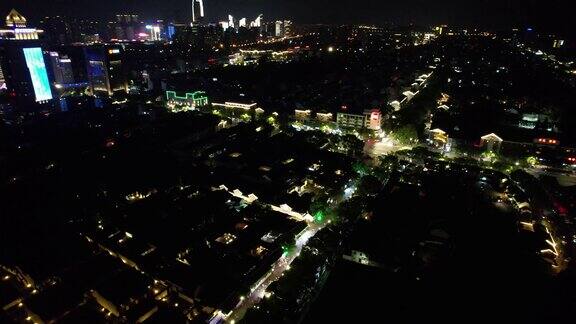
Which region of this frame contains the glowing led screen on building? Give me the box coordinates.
[23,47,53,102]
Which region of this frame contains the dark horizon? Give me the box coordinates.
[0,0,574,37]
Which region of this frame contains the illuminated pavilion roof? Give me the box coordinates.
[6,9,27,28]
[481,133,503,142]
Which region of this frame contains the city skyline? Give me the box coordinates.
[0,0,573,36]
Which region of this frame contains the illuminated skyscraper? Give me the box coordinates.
[273,20,292,37]
[5,9,27,28]
[283,20,292,37]
[146,24,162,41]
[0,64,5,90]
[228,15,235,29]
[84,45,127,96]
[0,10,53,106]
[1,9,41,40]
[553,39,565,48]
[250,15,263,28]
[192,0,205,23]
[0,42,54,104]
[275,21,282,37]
[48,52,74,86]
[239,18,247,28]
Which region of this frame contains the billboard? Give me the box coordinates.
[22,47,53,102]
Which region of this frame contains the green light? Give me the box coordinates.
[353,162,369,175]
[166,90,208,107]
[314,211,324,222]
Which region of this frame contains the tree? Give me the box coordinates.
[310,194,329,215]
[393,124,418,144]
[353,161,369,176]
[357,175,382,196]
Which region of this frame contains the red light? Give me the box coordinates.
[105,140,116,148]
[341,105,348,110]
[553,201,568,216]
[537,138,558,145]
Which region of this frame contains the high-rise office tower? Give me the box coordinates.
[228,15,235,30]
[275,21,283,37]
[0,59,6,90]
[219,21,229,31]
[0,42,54,104]
[250,15,263,28]
[239,18,247,28]
[273,20,292,38]
[48,51,74,86]
[1,9,41,40]
[0,10,53,106]
[283,20,292,37]
[5,9,27,28]
[192,0,205,23]
[84,45,127,96]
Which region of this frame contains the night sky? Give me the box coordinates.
[0,0,573,36]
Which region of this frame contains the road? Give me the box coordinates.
[364,132,414,158]
[526,167,576,187]
[225,222,324,323]
[222,180,357,324]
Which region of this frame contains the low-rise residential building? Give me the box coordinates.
[337,109,382,130]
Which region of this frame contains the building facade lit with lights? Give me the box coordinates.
[166,90,209,109]
[84,45,128,96]
[0,10,54,105]
[337,109,382,130]
[192,0,205,24]
[1,9,42,40]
